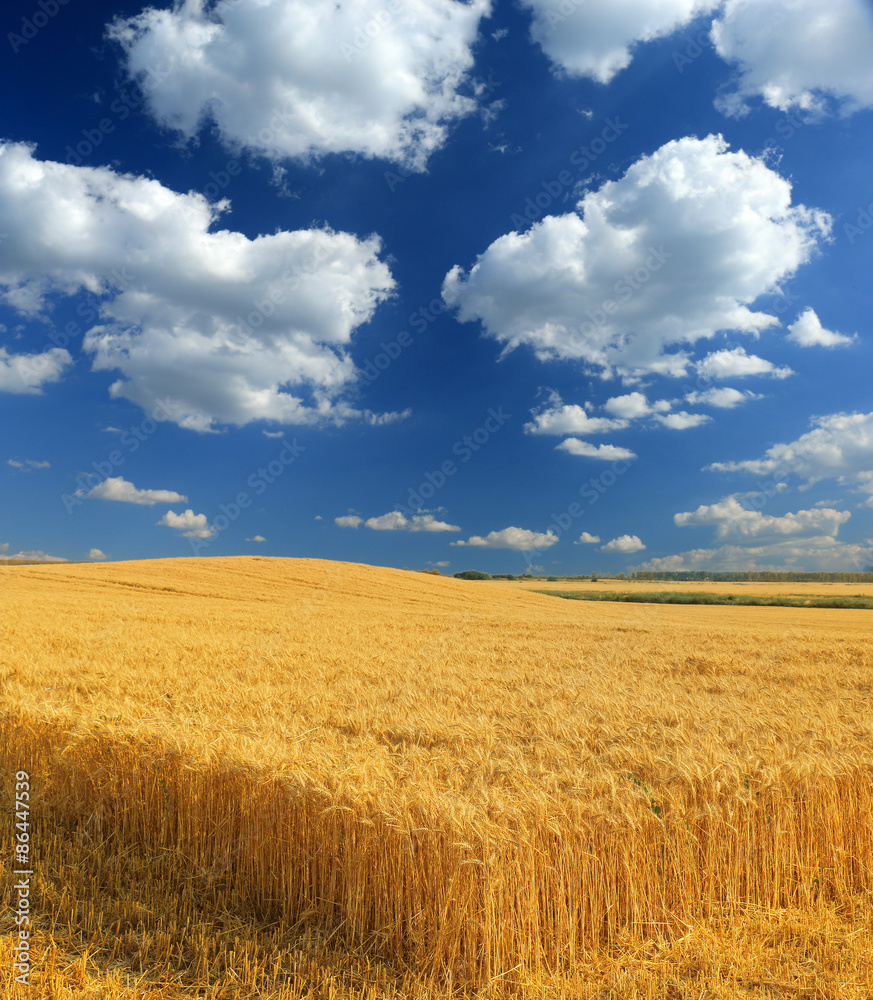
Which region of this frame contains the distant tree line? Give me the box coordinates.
[630,570,873,583]
[452,569,873,583]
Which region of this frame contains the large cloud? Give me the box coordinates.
[634,537,872,573]
[674,495,851,539]
[0,141,397,431]
[520,0,718,83]
[712,0,873,117]
[707,412,873,489]
[443,135,830,382]
[108,0,490,171]
[637,487,868,572]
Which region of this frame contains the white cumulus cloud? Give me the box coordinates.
[6,549,67,562]
[364,511,460,532]
[335,515,363,528]
[408,514,461,533]
[637,490,867,572]
[685,386,762,408]
[696,347,794,380]
[575,531,601,544]
[601,534,645,553]
[706,411,873,488]
[655,410,711,430]
[525,394,628,435]
[7,458,50,470]
[0,141,397,432]
[108,0,491,171]
[443,135,830,382]
[556,439,637,460]
[87,476,187,506]
[674,495,851,539]
[88,548,108,560]
[856,473,873,507]
[452,527,559,551]
[786,308,855,348]
[603,391,670,419]
[158,509,215,539]
[521,0,718,83]
[634,537,873,574]
[0,346,72,395]
[712,0,873,118]
[364,511,412,531]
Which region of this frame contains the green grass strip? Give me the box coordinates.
[534,590,873,609]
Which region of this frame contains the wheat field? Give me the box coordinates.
[1,556,872,998]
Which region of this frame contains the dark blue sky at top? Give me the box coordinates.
[1,0,872,573]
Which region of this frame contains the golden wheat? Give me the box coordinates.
[1,556,871,998]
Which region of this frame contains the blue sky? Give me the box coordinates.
[1,0,872,575]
